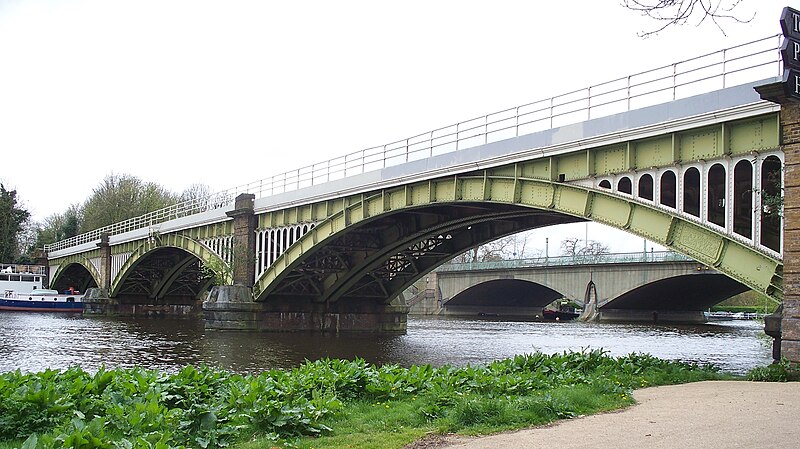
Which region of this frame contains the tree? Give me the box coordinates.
[179,183,213,203]
[560,237,610,258]
[450,232,540,263]
[80,174,178,232]
[622,0,753,37]
[35,205,82,247]
[0,184,31,262]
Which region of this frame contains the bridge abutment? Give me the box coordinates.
[81,288,202,317]
[203,286,409,333]
[757,81,800,365]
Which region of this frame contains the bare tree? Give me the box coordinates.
[449,232,539,264]
[622,0,753,37]
[560,238,610,257]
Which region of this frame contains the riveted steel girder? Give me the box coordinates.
[254,160,783,306]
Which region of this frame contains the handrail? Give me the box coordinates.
[435,251,695,272]
[0,264,47,276]
[45,34,783,253]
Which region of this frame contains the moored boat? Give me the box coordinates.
[1,288,83,312]
[0,264,83,312]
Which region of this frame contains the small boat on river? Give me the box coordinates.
[0,264,83,312]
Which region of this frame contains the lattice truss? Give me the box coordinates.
[263,204,579,303]
[116,247,210,299]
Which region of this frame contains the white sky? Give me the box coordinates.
[0,0,791,254]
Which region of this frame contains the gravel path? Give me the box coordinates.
[405,381,800,449]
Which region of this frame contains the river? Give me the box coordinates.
[0,312,772,375]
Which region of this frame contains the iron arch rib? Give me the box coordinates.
[253,170,783,308]
[326,209,580,304]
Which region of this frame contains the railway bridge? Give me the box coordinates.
[41,37,795,357]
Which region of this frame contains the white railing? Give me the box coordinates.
[0,264,47,275]
[44,192,234,252]
[45,35,783,253]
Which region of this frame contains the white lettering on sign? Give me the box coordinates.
[795,12,800,32]
[795,41,800,62]
[795,73,800,95]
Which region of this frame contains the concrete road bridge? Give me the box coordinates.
[42,36,787,338]
[413,251,751,323]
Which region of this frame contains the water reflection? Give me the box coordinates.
[0,312,772,375]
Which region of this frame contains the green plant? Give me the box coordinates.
[746,358,797,382]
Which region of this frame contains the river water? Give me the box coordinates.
[0,313,772,375]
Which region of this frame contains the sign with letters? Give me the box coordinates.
[781,37,800,70]
[781,6,800,40]
[781,7,800,99]
[786,69,800,98]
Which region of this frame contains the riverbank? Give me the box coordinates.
[0,351,729,449]
[414,380,800,449]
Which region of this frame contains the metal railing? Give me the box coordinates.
[45,191,234,252]
[0,264,47,275]
[45,35,783,253]
[436,251,695,272]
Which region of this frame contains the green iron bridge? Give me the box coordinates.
[43,36,785,333]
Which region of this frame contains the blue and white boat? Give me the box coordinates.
[0,264,83,312]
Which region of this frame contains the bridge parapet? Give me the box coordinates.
[437,251,693,272]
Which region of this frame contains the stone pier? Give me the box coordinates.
[756,80,800,364]
[203,285,409,333]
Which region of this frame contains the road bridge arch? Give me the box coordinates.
[430,259,744,322]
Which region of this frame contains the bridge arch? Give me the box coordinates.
[598,273,749,311]
[50,261,99,293]
[111,234,232,298]
[442,278,566,316]
[253,160,782,307]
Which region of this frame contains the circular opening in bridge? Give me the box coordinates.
[599,180,611,189]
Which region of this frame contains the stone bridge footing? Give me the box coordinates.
[81,288,202,318]
[203,286,409,333]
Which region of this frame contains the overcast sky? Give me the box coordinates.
[0,0,790,254]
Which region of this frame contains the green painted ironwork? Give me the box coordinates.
[253,158,783,304]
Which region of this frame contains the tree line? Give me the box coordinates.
[1,174,211,264]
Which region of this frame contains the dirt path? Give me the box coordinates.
[408,381,800,449]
